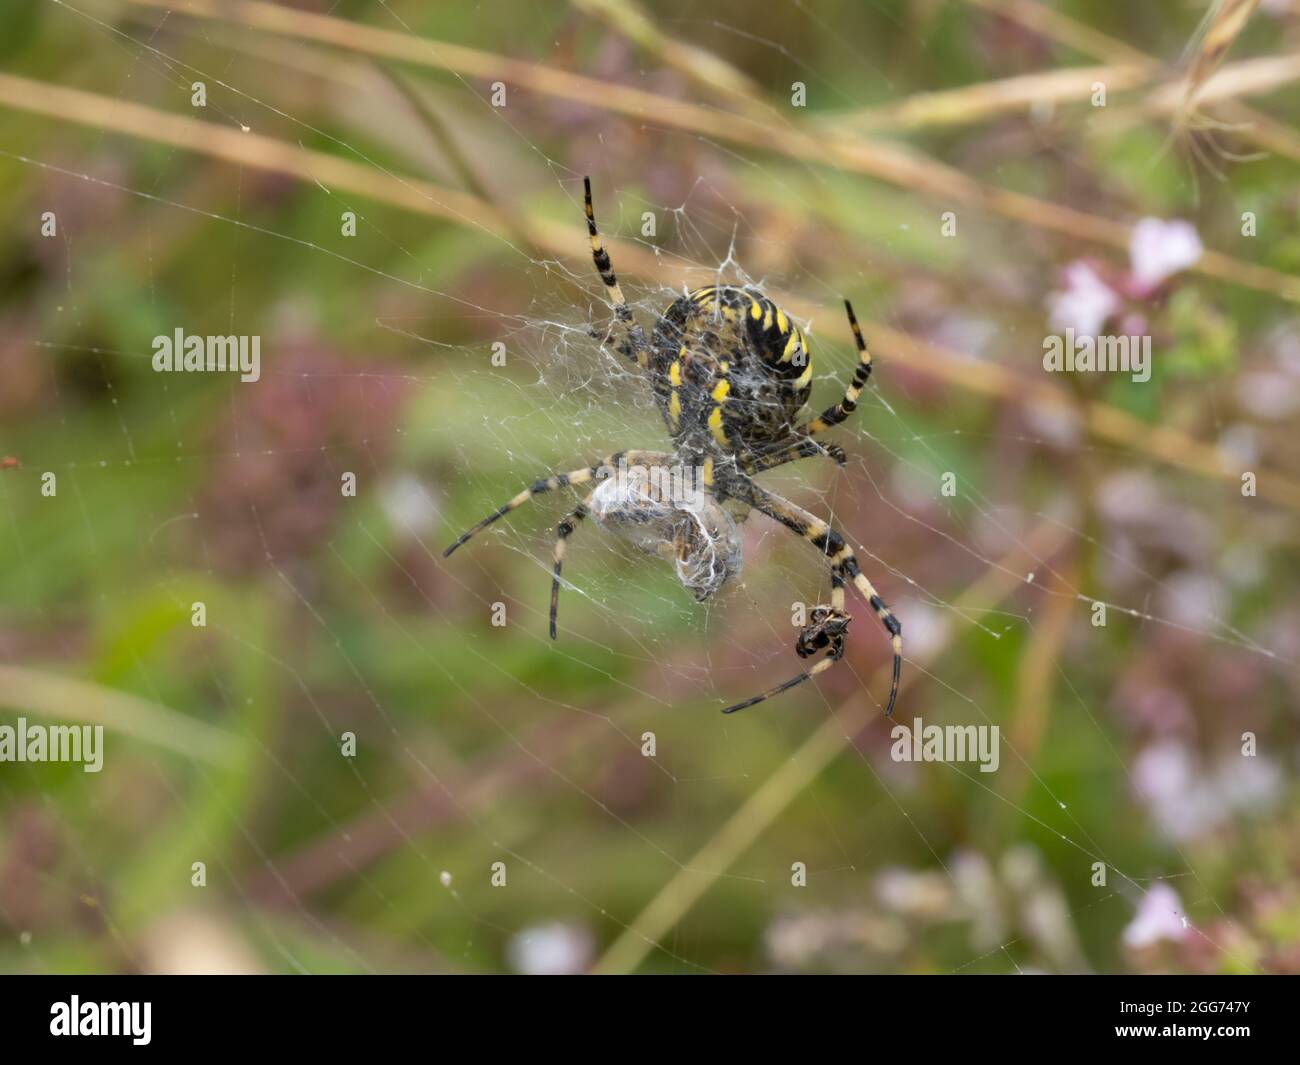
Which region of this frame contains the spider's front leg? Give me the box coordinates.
[583,176,649,369]
[586,325,637,365]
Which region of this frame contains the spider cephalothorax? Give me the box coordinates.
[444,178,902,715]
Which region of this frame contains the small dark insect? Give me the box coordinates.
[445,178,902,715]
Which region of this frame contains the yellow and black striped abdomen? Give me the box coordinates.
[649,285,813,456]
[688,286,812,391]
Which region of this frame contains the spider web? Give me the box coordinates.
[0,0,1296,976]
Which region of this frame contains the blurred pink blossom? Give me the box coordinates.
[1237,370,1300,420]
[1133,739,1283,841]
[1123,883,1187,949]
[1127,218,1203,296]
[1046,219,1202,338]
[505,922,594,975]
[1048,261,1119,337]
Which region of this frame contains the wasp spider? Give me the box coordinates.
[445,178,902,715]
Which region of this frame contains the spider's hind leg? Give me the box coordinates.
[443,454,619,557]
[550,496,592,638]
[722,573,852,713]
[720,476,902,716]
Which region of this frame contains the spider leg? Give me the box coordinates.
[794,298,876,442]
[745,437,846,475]
[738,300,874,478]
[443,453,621,557]
[549,495,592,638]
[584,176,649,369]
[721,476,902,716]
[722,574,849,712]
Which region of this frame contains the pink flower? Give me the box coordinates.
[1123,883,1187,949]
[1048,261,1119,337]
[506,922,594,974]
[1127,218,1203,296]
